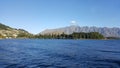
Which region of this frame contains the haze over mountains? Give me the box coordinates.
[0,23,120,38]
[40,25,120,38]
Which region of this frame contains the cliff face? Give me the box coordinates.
[0,23,31,38]
[40,26,120,37]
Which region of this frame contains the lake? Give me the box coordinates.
[0,39,120,68]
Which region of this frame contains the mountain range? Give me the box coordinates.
[0,23,120,38]
[40,25,120,38]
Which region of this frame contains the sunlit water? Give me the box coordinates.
[0,39,120,68]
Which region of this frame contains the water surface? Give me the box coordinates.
[0,39,120,68]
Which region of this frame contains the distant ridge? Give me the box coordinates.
[40,25,120,37]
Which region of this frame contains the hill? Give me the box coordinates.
[0,23,32,38]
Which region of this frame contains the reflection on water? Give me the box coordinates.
[0,39,120,68]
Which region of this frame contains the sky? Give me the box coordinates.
[0,0,120,34]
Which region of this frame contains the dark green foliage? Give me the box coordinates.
[17,33,28,38]
[0,23,11,30]
[70,32,104,39]
[35,32,105,39]
[106,37,120,39]
[18,29,29,33]
[17,33,34,38]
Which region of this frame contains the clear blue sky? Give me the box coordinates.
[0,0,120,34]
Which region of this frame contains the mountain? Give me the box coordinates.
[0,23,32,38]
[1,23,120,38]
[40,25,120,38]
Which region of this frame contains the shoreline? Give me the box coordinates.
[0,38,119,40]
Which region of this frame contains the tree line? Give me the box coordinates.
[17,32,104,39]
[0,32,105,39]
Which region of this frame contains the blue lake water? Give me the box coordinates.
[0,39,120,68]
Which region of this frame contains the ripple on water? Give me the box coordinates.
[0,39,120,68]
[5,64,27,68]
